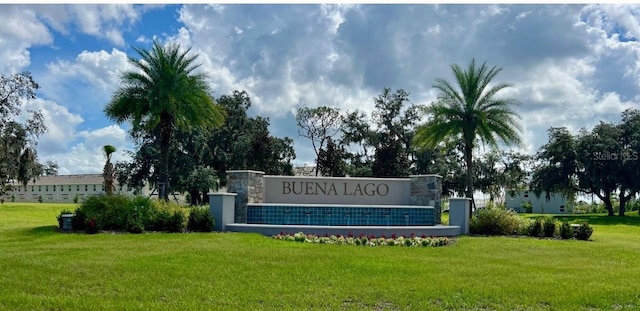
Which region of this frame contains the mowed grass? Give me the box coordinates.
[1,203,639,311]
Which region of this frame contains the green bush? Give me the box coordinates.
[71,194,190,233]
[542,216,556,237]
[516,218,533,235]
[80,194,131,230]
[187,206,214,232]
[86,216,98,234]
[127,196,157,232]
[559,221,574,239]
[575,223,594,241]
[520,201,533,213]
[72,208,87,231]
[469,208,525,236]
[528,218,544,237]
[153,201,188,233]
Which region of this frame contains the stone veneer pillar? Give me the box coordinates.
[410,174,443,224]
[226,170,264,223]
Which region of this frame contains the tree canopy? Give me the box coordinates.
[414,59,522,209]
[105,40,225,200]
[532,109,640,216]
[0,71,47,199]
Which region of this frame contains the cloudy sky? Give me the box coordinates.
[1,3,639,175]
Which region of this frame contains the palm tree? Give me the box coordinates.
[105,40,225,200]
[102,145,116,195]
[414,59,522,211]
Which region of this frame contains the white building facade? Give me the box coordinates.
[4,174,150,203]
[505,190,570,214]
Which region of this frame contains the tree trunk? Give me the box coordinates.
[603,195,614,216]
[159,114,173,201]
[202,189,209,205]
[102,161,115,195]
[464,144,474,216]
[619,191,630,217]
[189,189,199,206]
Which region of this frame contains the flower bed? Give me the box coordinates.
[272,232,453,247]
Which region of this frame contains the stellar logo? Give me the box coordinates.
[592,151,639,161]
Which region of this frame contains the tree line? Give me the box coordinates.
[1,40,638,215]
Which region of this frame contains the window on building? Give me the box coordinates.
[60,186,63,192]
[77,185,80,191]
[53,185,56,191]
[85,185,88,191]
[39,186,41,192]
[560,205,565,212]
[102,185,105,191]
[93,185,96,192]
[524,191,529,198]
[31,186,34,192]
[45,186,48,192]
[69,185,71,191]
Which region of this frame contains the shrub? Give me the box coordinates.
[542,216,556,237]
[72,194,189,233]
[516,218,533,235]
[128,196,157,232]
[521,201,533,213]
[559,221,574,239]
[187,206,214,232]
[528,218,543,237]
[273,232,452,247]
[86,217,98,234]
[469,208,525,236]
[153,201,188,233]
[294,232,306,242]
[575,223,594,241]
[72,208,87,231]
[79,194,131,230]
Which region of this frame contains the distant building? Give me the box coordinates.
[4,174,151,203]
[505,190,570,214]
[293,165,320,177]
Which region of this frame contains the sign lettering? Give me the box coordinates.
[282,181,389,197]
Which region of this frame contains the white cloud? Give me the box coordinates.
[21,4,144,47]
[0,5,53,72]
[66,4,140,46]
[5,4,640,175]
[61,124,131,174]
[43,48,131,104]
[25,98,83,154]
[49,133,132,175]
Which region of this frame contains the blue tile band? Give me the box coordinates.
[246,204,434,226]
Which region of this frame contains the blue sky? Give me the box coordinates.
[1,4,639,175]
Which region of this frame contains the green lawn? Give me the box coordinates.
[1,203,639,311]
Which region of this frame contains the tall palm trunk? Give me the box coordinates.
[103,161,115,195]
[464,144,475,216]
[159,113,173,201]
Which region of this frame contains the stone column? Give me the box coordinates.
[410,174,443,224]
[449,198,471,234]
[226,170,264,223]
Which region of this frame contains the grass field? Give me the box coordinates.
[1,203,639,311]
